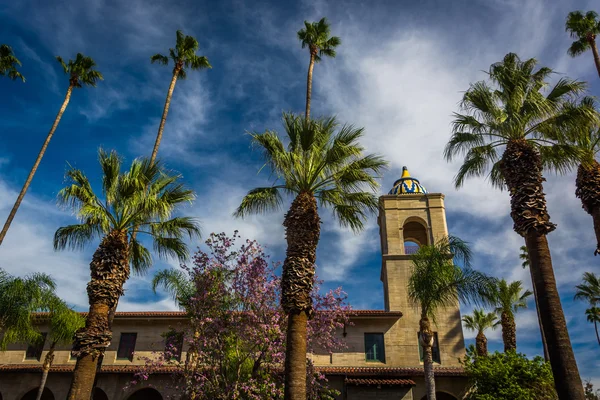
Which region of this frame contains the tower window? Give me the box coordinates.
[364,333,385,363]
[417,332,441,363]
[404,240,420,255]
[117,333,137,361]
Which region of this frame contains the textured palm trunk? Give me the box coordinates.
[575,162,600,255]
[527,264,550,361]
[0,84,74,246]
[282,191,320,400]
[500,311,516,352]
[305,49,316,121]
[475,331,487,357]
[67,230,130,400]
[501,139,584,400]
[150,63,182,164]
[595,320,600,346]
[420,317,436,400]
[35,342,55,400]
[588,35,600,78]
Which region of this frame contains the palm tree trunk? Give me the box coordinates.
[575,162,600,255]
[500,311,516,352]
[502,139,584,400]
[527,263,550,361]
[420,317,436,400]
[151,64,181,164]
[588,36,600,78]
[36,342,56,400]
[595,320,600,347]
[282,191,321,400]
[305,51,316,121]
[0,84,74,246]
[475,331,487,357]
[67,230,130,400]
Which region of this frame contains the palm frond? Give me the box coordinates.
[129,237,153,275]
[152,268,194,309]
[150,54,169,65]
[53,223,101,251]
[234,187,284,218]
[152,236,189,263]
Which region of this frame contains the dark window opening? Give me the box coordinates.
[117,333,137,361]
[418,332,441,363]
[25,332,47,360]
[364,333,385,363]
[164,331,184,361]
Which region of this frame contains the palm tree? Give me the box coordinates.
[0,44,25,81]
[520,245,549,361]
[0,269,55,348]
[444,52,595,400]
[566,11,600,78]
[235,113,386,400]
[491,279,532,352]
[408,236,493,400]
[150,30,211,164]
[585,307,600,346]
[152,268,194,310]
[462,308,498,356]
[0,53,102,247]
[297,18,341,120]
[54,149,201,400]
[35,301,84,400]
[574,272,600,346]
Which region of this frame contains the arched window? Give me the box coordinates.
[127,388,163,400]
[20,388,55,400]
[402,219,428,254]
[93,388,109,400]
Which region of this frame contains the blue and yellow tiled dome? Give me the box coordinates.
[389,166,427,195]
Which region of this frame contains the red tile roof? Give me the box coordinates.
[0,364,177,374]
[316,366,466,377]
[346,378,416,386]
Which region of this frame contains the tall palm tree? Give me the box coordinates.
[520,245,549,360]
[462,308,498,356]
[0,269,55,348]
[566,11,600,78]
[408,236,493,400]
[585,307,600,346]
[0,53,102,247]
[444,52,595,400]
[35,301,84,400]
[491,279,532,352]
[297,18,341,120]
[574,272,600,346]
[0,44,25,82]
[235,113,386,400]
[152,268,194,311]
[150,30,211,164]
[54,149,201,400]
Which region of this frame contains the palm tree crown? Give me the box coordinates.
[151,30,211,79]
[586,307,600,324]
[235,113,387,232]
[56,53,103,88]
[408,236,492,320]
[444,52,595,189]
[575,272,600,305]
[0,44,25,82]
[493,279,532,318]
[297,18,341,62]
[463,308,499,333]
[53,149,201,273]
[152,268,194,310]
[566,11,600,57]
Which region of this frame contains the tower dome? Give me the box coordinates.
[388,166,427,195]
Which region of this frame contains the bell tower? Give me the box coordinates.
[378,167,465,365]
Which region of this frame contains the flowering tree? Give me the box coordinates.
[131,232,350,399]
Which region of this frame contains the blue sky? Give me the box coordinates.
[1,0,599,386]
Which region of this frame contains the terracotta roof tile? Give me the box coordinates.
[346,378,416,386]
[316,366,466,377]
[0,364,177,374]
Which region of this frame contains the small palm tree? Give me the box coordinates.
[520,245,549,360]
[235,113,386,400]
[575,272,600,346]
[0,53,103,247]
[152,268,194,311]
[54,149,200,400]
[0,44,25,81]
[0,269,55,348]
[408,236,493,400]
[491,279,532,352]
[35,300,84,400]
[462,309,498,356]
[150,30,211,164]
[297,18,341,120]
[566,11,600,78]
[444,52,595,400]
